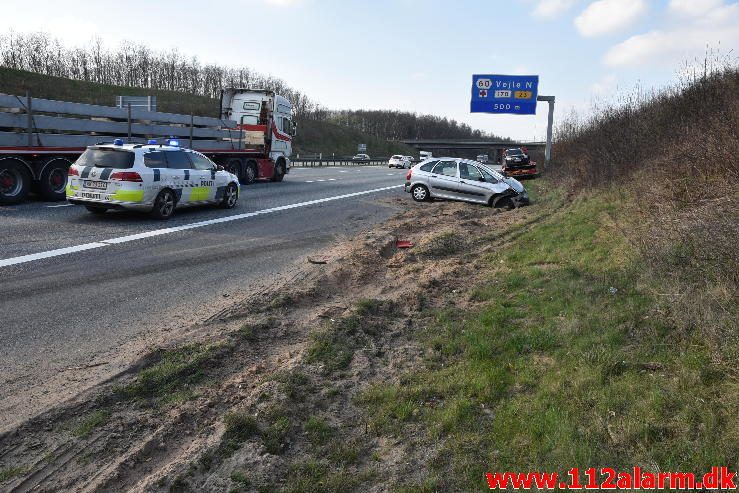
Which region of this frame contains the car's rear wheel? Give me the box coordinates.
[0,159,31,205]
[411,184,429,202]
[85,205,108,214]
[220,183,239,209]
[151,189,176,219]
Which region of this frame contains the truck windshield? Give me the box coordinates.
[75,148,135,169]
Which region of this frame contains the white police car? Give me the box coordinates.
[66,140,240,219]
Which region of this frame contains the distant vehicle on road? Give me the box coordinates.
[352,153,370,162]
[66,140,240,219]
[404,157,528,208]
[0,87,295,205]
[404,156,415,167]
[419,151,433,161]
[476,154,489,164]
[501,148,537,178]
[388,155,411,168]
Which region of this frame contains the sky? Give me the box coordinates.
[1,0,737,140]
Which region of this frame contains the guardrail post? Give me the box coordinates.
[26,91,33,147]
[189,113,194,148]
[127,103,132,142]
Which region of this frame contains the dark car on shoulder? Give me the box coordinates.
[501,148,538,178]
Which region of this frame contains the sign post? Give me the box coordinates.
[471,74,555,166]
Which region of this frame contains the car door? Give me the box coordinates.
[456,162,491,204]
[142,150,169,204]
[187,151,219,203]
[428,160,461,199]
[164,150,197,204]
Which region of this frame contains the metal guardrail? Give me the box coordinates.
[292,158,394,167]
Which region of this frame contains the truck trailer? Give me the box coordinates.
[0,88,296,205]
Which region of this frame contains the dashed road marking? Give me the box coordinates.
[0,185,404,269]
[46,203,74,208]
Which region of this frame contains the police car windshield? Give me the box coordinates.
[76,148,135,169]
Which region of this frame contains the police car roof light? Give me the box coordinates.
[168,139,180,147]
[147,139,158,145]
[113,138,124,146]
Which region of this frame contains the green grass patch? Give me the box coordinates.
[73,410,111,437]
[304,416,333,446]
[118,343,226,403]
[0,465,29,483]
[357,186,739,490]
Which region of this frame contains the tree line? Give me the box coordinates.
[0,31,494,140]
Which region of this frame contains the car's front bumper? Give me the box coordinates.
[512,191,530,207]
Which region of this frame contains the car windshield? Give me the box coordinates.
[391,155,403,159]
[507,149,524,156]
[75,148,135,169]
[479,164,504,181]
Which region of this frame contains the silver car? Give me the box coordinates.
[404,158,529,208]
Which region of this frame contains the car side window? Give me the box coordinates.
[188,152,215,171]
[432,161,458,177]
[419,160,438,172]
[143,151,167,169]
[459,163,483,180]
[479,167,499,182]
[165,151,192,169]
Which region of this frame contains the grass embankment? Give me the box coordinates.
[0,67,415,157]
[358,182,737,490]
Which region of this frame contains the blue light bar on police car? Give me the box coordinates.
[113,138,124,146]
[147,139,158,145]
[167,139,180,147]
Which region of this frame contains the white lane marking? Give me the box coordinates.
[0,185,403,268]
[328,178,337,181]
[0,242,108,268]
[305,181,315,183]
[46,203,74,208]
[338,170,348,173]
[316,179,326,182]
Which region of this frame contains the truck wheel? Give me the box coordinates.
[39,158,71,201]
[151,189,177,220]
[225,159,242,180]
[243,161,257,185]
[272,160,285,182]
[0,159,31,205]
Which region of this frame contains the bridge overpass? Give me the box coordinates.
[399,139,546,162]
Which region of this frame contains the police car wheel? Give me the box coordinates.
[85,205,108,214]
[220,183,238,209]
[151,189,176,219]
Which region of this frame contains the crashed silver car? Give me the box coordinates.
[404,158,529,208]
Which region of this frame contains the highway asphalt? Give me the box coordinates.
[0,165,408,429]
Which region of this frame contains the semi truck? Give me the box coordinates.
[0,88,296,205]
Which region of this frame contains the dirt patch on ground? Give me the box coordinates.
[0,197,538,492]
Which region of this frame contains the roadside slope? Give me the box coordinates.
[2,177,735,492]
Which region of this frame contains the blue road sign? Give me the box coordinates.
[471,74,539,115]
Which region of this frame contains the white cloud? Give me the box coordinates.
[605,1,739,67]
[263,0,301,5]
[668,0,723,17]
[574,0,647,37]
[533,0,578,18]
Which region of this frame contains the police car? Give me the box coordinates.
[66,139,240,219]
